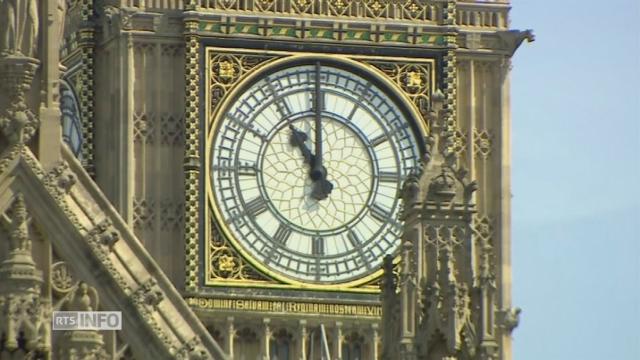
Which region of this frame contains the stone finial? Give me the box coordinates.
[56,282,109,359]
[0,194,43,293]
[0,194,49,355]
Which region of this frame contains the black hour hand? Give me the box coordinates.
[311,178,334,201]
[289,125,314,165]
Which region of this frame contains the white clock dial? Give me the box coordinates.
[210,62,422,284]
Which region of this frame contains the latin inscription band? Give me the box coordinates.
[187,297,382,318]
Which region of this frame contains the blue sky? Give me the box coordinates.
[510,1,640,359]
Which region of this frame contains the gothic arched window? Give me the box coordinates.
[269,328,292,360]
[60,81,83,158]
[342,332,365,360]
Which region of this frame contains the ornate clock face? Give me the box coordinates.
[210,62,422,285]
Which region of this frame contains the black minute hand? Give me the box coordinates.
[310,62,333,200]
[311,62,325,181]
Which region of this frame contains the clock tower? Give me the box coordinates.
[12,0,535,359]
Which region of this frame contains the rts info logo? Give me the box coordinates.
[52,311,122,330]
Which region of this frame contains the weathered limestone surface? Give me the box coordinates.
[0,1,227,358]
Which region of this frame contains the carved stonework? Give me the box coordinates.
[127,277,214,358]
[174,336,209,360]
[474,128,492,159]
[131,278,164,311]
[196,0,445,23]
[159,113,184,146]
[0,195,42,294]
[86,219,120,252]
[0,137,226,358]
[51,261,78,295]
[427,168,458,205]
[159,199,184,231]
[473,214,494,241]
[57,282,109,360]
[0,194,49,357]
[133,111,155,144]
[0,56,40,144]
[418,241,476,359]
[133,197,155,230]
[424,224,467,250]
[451,130,467,155]
[499,307,521,335]
[44,162,77,195]
[161,43,182,58]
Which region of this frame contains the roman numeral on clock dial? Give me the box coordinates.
[238,162,257,176]
[347,230,362,247]
[370,134,388,147]
[245,197,268,217]
[273,224,292,245]
[312,236,325,256]
[377,171,399,182]
[370,203,392,223]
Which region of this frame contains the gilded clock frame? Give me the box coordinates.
[196,46,435,293]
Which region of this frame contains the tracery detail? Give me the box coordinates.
[208,221,269,282]
[366,61,433,127]
[474,128,492,159]
[208,53,278,119]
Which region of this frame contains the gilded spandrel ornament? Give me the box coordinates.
[217,60,235,80]
[218,255,235,272]
[208,221,269,282]
[406,71,423,89]
[208,53,277,117]
[366,60,433,126]
[329,0,351,15]
[368,0,385,13]
[405,0,420,14]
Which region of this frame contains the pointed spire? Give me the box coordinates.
[0,193,47,355]
[0,193,42,290]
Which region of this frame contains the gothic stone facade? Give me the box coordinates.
[0,1,530,359]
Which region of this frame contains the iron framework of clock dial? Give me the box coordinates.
[209,61,422,285]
